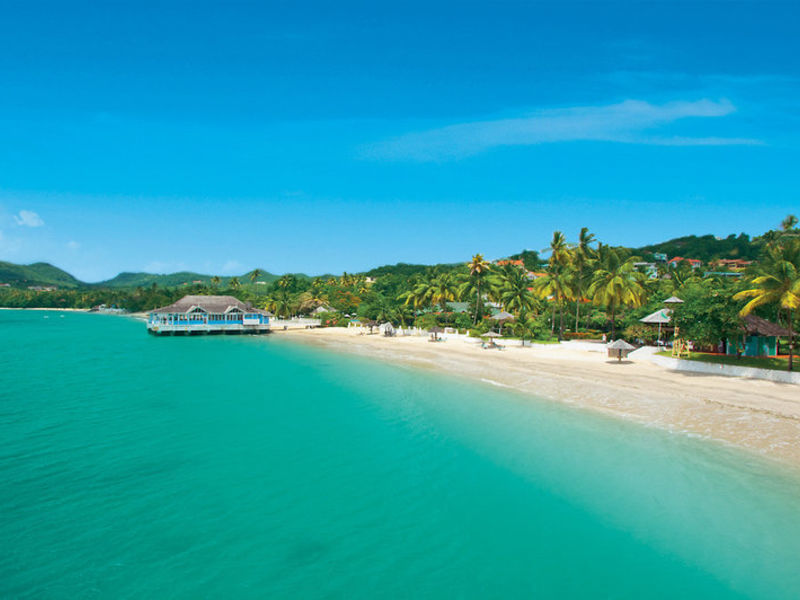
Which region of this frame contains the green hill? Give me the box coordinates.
[98,271,224,288]
[635,234,761,262]
[0,261,83,288]
[95,269,318,288]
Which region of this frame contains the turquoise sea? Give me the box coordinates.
[2,310,800,599]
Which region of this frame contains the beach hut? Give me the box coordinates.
[726,315,794,357]
[606,339,636,362]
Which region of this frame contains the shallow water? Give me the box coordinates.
[2,310,800,598]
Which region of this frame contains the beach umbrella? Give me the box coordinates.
[481,330,503,348]
[490,311,515,321]
[663,296,684,305]
[429,326,443,341]
[606,339,636,362]
[640,309,673,344]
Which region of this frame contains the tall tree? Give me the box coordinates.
[465,253,492,324]
[733,239,800,371]
[572,227,596,331]
[532,268,573,339]
[781,214,798,232]
[498,265,536,316]
[249,269,263,285]
[588,246,647,339]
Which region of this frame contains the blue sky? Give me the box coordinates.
[0,1,798,281]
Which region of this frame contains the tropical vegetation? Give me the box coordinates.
[2,215,798,368]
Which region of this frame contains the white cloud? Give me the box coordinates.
[362,99,760,161]
[14,210,45,227]
[67,240,80,250]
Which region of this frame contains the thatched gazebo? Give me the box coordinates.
[607,339,636,362]
[490,310,515,334]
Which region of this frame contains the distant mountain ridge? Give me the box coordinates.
[96,271,279,288]
[0,232,766,289]
[634,233,761,262]
[0,261,83,288]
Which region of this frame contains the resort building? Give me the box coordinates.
[725,314,794,358]
[710,258,754,270]
[667,257,702,269]
[495,259,525,267]
[633,261,658,278]
[147,295,271,335]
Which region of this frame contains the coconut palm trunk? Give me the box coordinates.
[790,309,795,372]
[610,305,616,340]
[474,280,481,325]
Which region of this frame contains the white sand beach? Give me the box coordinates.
[281,327,800,468]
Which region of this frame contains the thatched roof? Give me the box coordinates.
[742,314,794,337]
[491,311,515,321]
[663,296,684,304]
[151,295,268,315]
[481,331,502,337]
[640,309,672,324]
[607,339,635,350]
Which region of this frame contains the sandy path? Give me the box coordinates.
[279,328,800,468]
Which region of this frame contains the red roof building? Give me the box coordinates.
[495,259,525,267]
[667,256,702,269]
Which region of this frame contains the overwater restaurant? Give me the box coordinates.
[147,295,271,335]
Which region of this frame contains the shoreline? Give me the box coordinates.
[0,307,89,312]
[278,327,800,470]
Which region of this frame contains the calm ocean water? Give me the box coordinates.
[2,310,800,599]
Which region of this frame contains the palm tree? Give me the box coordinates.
[210,275,221,289]
[532,268,574,339]
[262,295,278,314]
[464,253,492,324]
[498,266,536,316]
[571,227,596,331]
[544,230,570,270]
[505,313,537,345]
[392,304,414,327]
[229,277,241,290]
[400,272,457,313]
[781,214,798,232]
[249,268,263,287]
[733,239,800,371]
[587,247,647,339]
[427,272,458,312]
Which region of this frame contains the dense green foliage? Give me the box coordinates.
[636,233,760,262]
[2,216,799,369]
